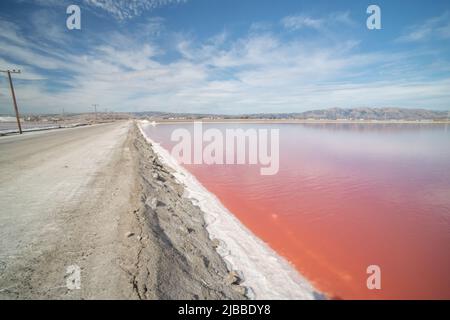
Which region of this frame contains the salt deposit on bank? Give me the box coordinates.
[138,121,320,300]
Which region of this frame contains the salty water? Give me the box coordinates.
[143,122,450,299]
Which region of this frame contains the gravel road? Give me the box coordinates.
[0,122,245,300]
[0,122,142,299]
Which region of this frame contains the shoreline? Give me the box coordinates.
[145,119,450,125]
[137,121,324,300]
[0,121,323,299]
[0,122,248,299]
[132,123,247,299]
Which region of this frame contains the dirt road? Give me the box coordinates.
[0,122,142,299]
[0,121,246,300]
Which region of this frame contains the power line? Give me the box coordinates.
[0,69,22,134]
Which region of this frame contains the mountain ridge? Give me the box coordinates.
[133,107,449,121]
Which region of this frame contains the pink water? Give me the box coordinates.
[143,123,450,299]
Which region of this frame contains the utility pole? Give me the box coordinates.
[446,110,449,132]
[92,104,99,122]
[1,69,22,134]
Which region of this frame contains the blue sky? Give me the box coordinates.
[0,0,449,114]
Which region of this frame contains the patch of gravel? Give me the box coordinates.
[131,124,247,300]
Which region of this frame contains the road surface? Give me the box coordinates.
[0,122,142,299]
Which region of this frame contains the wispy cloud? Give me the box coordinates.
[397,12,450,42]
[1,8,449,115]
[282,15,324,31]
[83,0,187,20]
[17,0,187,20]
[281,11,355,32]
[30,9,67,43]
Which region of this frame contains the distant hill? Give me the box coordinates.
[134,108,449,121]
[245,108,449,120]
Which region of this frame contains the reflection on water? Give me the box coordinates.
[144,123,450,299]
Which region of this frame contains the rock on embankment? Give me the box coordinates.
[131,124,247,299]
